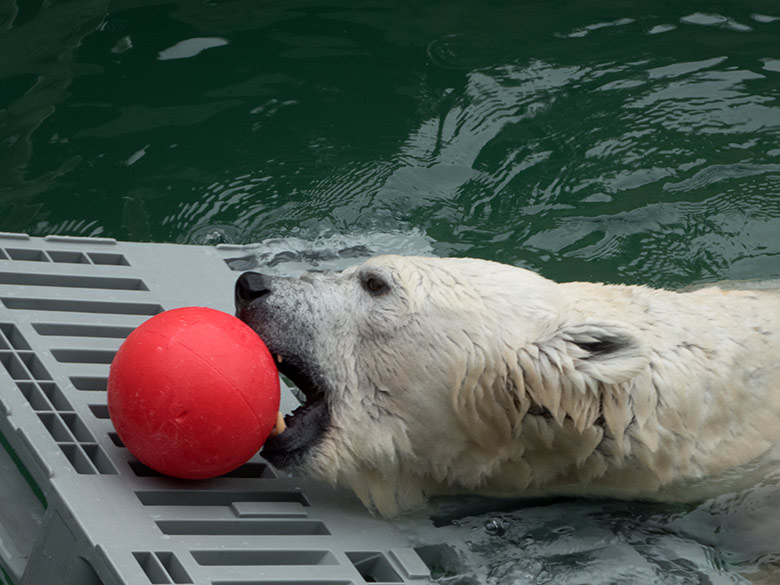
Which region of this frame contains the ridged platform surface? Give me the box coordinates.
[0,233,431,585]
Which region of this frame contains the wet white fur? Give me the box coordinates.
[268,256,780,517]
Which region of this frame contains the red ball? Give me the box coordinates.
[107,306,280,479]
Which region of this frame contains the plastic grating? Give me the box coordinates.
[0,233,431,585]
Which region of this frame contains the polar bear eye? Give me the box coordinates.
[361,272,390,296]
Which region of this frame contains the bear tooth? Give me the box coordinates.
[276,354,283,364]
[271,411,287,437]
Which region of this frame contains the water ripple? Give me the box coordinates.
[370,46,780,283]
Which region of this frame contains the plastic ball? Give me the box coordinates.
[107,306,280,479]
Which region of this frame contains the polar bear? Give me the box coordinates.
[234,255,780,517]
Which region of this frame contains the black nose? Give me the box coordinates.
[235,272,272,307]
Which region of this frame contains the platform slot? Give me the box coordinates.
[33,323,135,338]
[46,250,90,264]
[88,252,130,266]
[0,272,148,291]
[0,247,131,266]
[17,382,52,410]
[127,461,173,477]
[39,381,73,410]
[156,520,331,536]
[0,323,118,475]
[219,462,275,478]
[128,460,272,479]
[89,404,110,419]
[59,444,98,474]
[0,351,31,380]
[71,376,109,391]
[38,413,75,442]
[4,248,49,262]
[0,322,32,349]
[346,551,404,583]
[211,581,352,585]
[133,552,192,584]
[18,351,51,379]
[191,549,338,566]
[1,298,164,315]
[52,349,116,364]
[137,490,308,507]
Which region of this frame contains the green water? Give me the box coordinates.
[2,1,780,288]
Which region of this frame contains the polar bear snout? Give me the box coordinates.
[235,271,273,307]
[233,270,334,471]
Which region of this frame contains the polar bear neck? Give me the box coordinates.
[430,282,780,504]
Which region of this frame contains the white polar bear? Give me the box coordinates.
[235,255,780,517]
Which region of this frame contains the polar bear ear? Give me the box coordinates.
[557,321,649,385]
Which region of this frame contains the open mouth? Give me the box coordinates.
[261,352,331,469]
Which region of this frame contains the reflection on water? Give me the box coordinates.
[400,470,780,584]
[223,228,433,274]
[404,498,750,585]
[370,52,780,286]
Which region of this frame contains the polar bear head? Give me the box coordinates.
[235,255,650,516]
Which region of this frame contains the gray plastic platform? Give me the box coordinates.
[0,232,433,585]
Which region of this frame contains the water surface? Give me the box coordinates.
[3,1,780,286]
